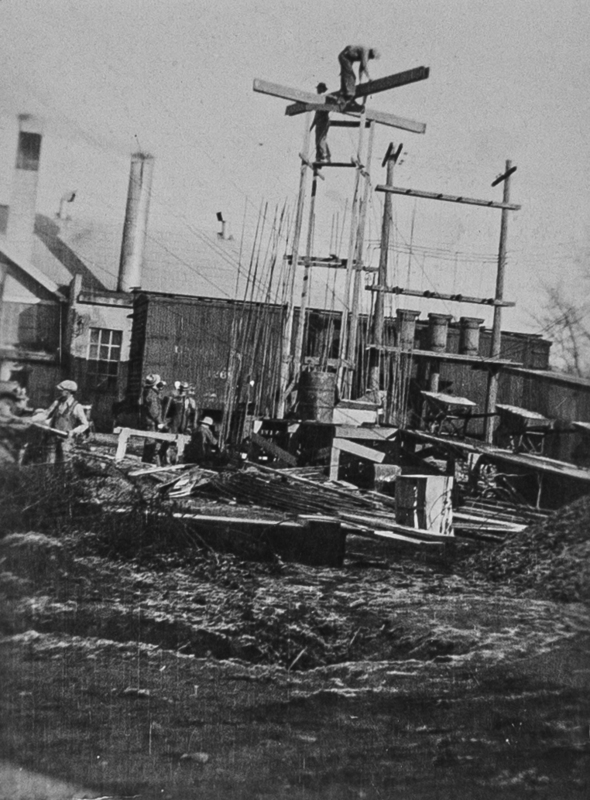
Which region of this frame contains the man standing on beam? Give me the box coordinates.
[311,82,332,164]
[336,45,380,111]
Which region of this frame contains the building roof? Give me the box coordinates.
[0,233,66,300]
[504,365,590,391]
[32,214,247,300]
[27,214,351,311]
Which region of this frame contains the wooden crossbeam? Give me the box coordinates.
[313,161,357,168]
[370,346,520,368]
[376,184,521,210]
[366,285,516,307]
[329,120,372,128]
[253,79,426,133]
[288,102,426,133]
[285,66,430,116]
[333,437,386,463]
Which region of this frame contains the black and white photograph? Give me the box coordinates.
[0,1,589,798]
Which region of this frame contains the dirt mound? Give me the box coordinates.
[462,493,590,603]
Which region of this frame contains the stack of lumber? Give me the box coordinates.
[454,497,550,541]
[193,464,451,547]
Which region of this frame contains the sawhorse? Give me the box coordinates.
[114,427,191,462]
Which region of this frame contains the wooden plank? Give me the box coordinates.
[115,428,130,462]
[367,284,516,308]
[329,447,341,481]
[113,426,191,444]
[362,108,426,133]
[250,431,297,466]
[339,511,451,541]
[376,184,521,210]
[373,346,520,366]
[128,463,195,477]
[285,66,430,116]
[284,101,426,133]
[354,66,430,98]
[352,528,444,547]
[254,79,323,105]
[334,425,397,441]
[333,437,386,463]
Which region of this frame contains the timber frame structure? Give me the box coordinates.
[254,65,431,417]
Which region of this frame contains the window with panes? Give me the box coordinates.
[87,328,122,390]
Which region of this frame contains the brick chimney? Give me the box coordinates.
[6,115,43,261]
[117,152,154,292]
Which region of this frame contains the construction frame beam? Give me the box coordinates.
[253,79,427,134]
[285,66,430,116]
[376,184,521,210]
[366,285,516,307]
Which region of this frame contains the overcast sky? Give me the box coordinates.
[0,0,588,335]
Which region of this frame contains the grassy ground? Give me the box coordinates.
[0,461,589,798]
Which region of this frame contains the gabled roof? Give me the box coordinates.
[0,234,66,300]
[31,214,262,301]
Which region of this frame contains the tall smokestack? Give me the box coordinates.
[117,152,154,292]
[6,115,43,261]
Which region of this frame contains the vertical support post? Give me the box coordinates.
[338,112,367,394]
[485,159,512,443]
[277,113,312,418]
[368,145,397,395]
[292,165,320,382]
[345,121,375,398]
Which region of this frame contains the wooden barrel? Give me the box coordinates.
[298,371,336,423]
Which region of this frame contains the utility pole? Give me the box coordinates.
[485,159,514,442]
[292,165,321,382]
[337,111,368,393]
[277,114,312,418]
[368,143,401,395]
[345,121,376,398]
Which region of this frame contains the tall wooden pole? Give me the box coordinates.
[338,111,367,393]
[346,121,376,398]
[292,166,320,381]
[368,147,396,394]
[277,113,312,418]
[485,159,512,442]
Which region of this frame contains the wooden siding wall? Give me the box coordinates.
[129,295,286,413]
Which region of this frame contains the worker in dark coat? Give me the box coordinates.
[312,82,332,164]
[166,381,197,435]
[42,380,89,463]
[140,374,166,464]
[337,45,380,110]
[186,416,218,465]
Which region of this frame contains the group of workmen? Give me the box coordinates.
[28,374,218,467]
[139,373,218,466]
[313,44,380,164]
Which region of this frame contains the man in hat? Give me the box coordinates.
[140,374,167,464]
[337,45,380,111]
[312,82,332,164]
[186,416,218,464]
[165,381,198,436]
[42,380,89,463]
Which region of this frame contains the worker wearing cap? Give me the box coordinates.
[186,416,218,464]
[337,45,380,110]
[140,374,167,464]
[43,380,89,463]
[312,82,332,164]
[166,381,197,435]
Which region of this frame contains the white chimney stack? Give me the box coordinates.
[117,152,154,292]
[6,114,43,262]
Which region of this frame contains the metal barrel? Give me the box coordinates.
[298,371,336,423]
